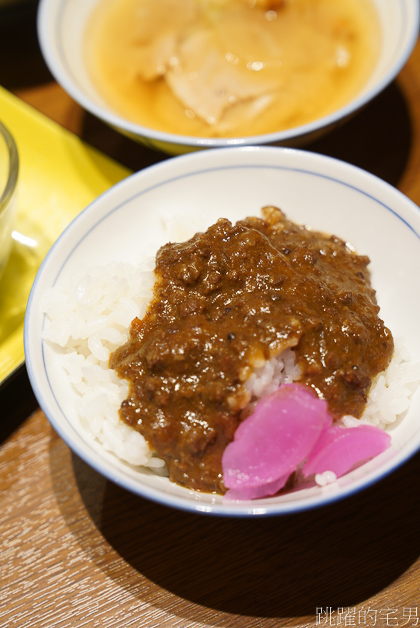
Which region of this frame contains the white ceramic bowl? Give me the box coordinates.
[24,146,420,516]
[0,121,19,280]
[37,0,420,155]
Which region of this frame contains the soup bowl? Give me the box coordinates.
[24,146,420,516]
[37,0,419,155]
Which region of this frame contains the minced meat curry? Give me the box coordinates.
[110,207,393,493]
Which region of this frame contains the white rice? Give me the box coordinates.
[41,261,420,473]
[42,262,163,469]
[362,342,420,428]
[245,349,301,399]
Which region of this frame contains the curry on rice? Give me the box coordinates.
[110,207,393,493]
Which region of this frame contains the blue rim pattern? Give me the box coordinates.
[39,0,420,150]
[24,150,420,516]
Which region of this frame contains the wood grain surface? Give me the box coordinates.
[1,4,420,627]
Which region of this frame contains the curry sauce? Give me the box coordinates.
[110,207,393,493]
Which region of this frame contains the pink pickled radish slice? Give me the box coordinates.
[222,383,331,492]
[302,423,391,479]
[225,473,290,501]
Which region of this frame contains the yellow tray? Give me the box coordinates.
[0,87,130,386]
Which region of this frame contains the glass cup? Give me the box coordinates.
[0,120,19,279]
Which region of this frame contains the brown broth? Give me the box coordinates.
[85,0,381,138]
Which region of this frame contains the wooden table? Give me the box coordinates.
[1,5,420,627]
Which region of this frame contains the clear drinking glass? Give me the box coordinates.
[0,120,19,279]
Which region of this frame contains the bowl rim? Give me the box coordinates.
[24,145,420,517]
[36,0,420,150]
[0,120,19,216]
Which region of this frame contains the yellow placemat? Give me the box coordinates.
[0,86,131,385]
